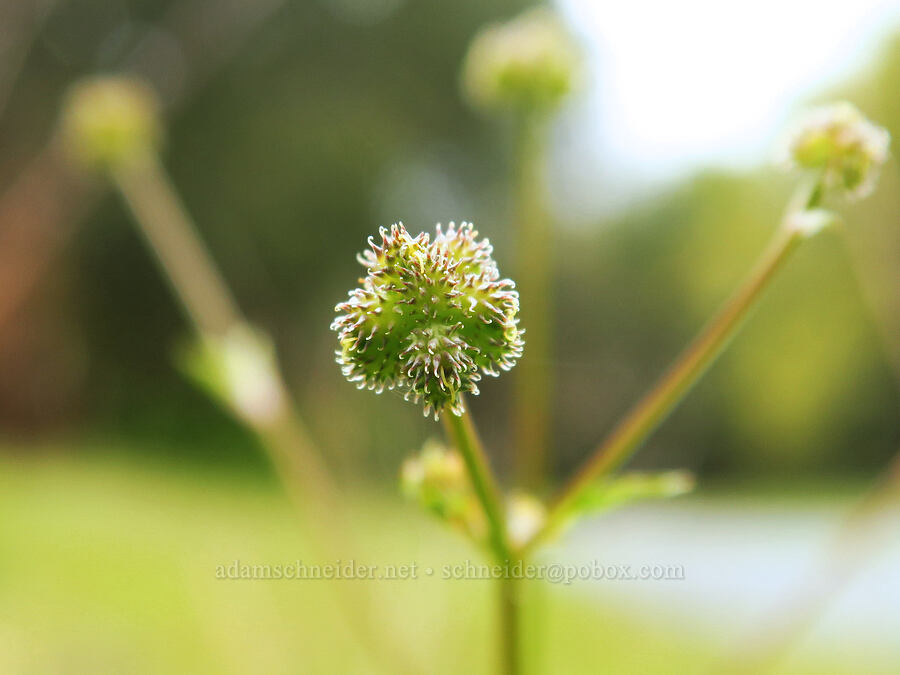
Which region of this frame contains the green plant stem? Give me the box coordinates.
[715,224,900,673]
[511,114,553,489]
[112,153,332,497]
[521,184,820,555]
[442,407,520,675]
[111,150,416,675]
[499,573,522,675]
[111,153,240,338]
[443,408,510,559]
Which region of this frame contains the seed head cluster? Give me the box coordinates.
[60,76,161,170]
[787,102,890,199]
[461,8,580,115]
[332,222,524,419]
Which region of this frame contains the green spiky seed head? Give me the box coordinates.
[787,102,890,199]
[332,222,524,419]
[60,75,161,170]
[461,8,580,116]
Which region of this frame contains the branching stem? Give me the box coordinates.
[521,181,822,555]
[443,406,520,675]
[111,149,417,675]
[512,114,553,489]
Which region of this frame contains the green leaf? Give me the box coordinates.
[571,470,695,518]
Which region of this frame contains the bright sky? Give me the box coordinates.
[553,0,900,216]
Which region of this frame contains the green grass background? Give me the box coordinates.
[1,443,893,674]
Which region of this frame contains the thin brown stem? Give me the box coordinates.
[511,115,553,490]
[521,199,813,555]
[0,0,289,343]
[112,153,241,337]
[110,150,416,675]
[712,214,900,674]
[111,148,336,537]
[113,153,336,504]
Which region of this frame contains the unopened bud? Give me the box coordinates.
[461,8,580,116]
[60,75,161,170]
[400,440,486,540]
[787,102,889,200]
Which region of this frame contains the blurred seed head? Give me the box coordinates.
[332,222,524,419]
[461,8,580,116]
[400,439,486,539]
[401,439,467,500]
[787,102,890,200]
[60,75,161,170]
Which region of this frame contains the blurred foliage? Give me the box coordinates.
[570,471,694,519]
[0,0,897,485]
[0,449,894,674]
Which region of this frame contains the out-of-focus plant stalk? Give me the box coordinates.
[111,154,240,338]
[111,149,337,564]
[111,149,414,675]
[520,182,822,555]
[461,7,580,492]
[508,113,552,675]
[458,10,579,664]
[0,0,291,344]
[709,105,893,672]
[512,115,554,490]
[443,407,521,675]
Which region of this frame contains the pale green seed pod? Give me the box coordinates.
[787,102,890,199]
[332,222,524,419]
[60,75,161,169]
[461,8,580,115]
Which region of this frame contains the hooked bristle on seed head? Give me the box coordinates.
[332,222,524,419]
